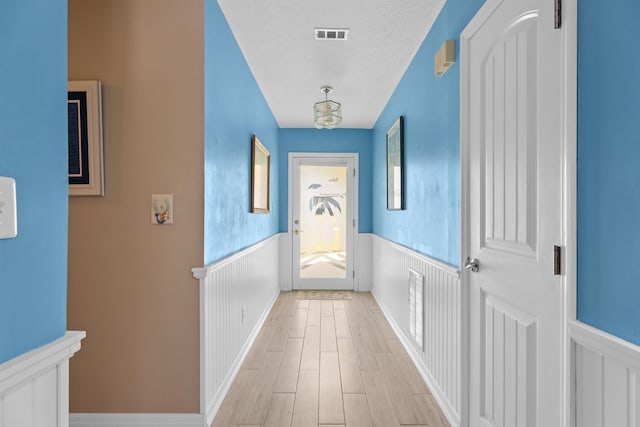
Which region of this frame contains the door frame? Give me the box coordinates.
[286,152,359,291]
[459,1,577,426]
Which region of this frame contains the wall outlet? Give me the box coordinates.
[0,177,17,239]
[241,306,246,323]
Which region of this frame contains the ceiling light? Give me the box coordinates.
[314,86,342,129]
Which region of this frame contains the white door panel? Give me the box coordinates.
[464,0,563,426]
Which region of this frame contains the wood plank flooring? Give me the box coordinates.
[212,291,449,427]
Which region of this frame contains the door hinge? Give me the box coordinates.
[554,0,562,29]
[353,168,356,177]
[554,245,562,275]
[353,270,356,279]
[353,219,356,227]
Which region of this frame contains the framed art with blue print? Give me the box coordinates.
[68,80,104,196]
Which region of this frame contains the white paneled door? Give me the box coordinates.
[463,0,564,426]
[290,154,357,290]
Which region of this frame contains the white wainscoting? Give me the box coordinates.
[571,321,640,427]
[370,235,462,427]
[0,331,85,427]
[192,234,281,427]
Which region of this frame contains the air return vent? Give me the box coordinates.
[315,28,349,40]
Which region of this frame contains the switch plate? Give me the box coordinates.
[0,177,17,239]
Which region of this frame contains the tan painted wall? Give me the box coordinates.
[68,0,203,412]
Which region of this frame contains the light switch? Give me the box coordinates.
[0,177,17,239]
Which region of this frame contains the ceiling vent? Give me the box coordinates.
[315,28,349,40]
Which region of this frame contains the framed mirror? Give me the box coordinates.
[251,135,270,213]
[386,116,404,210]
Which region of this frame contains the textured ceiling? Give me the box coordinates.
[218,0,446,129]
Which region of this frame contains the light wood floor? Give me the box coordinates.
[212,291,449,427]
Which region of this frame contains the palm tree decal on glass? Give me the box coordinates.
[308,180,343,216]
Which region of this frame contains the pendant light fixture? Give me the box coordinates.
[313,86,342,129]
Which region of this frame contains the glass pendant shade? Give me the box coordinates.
[313,86,342,129]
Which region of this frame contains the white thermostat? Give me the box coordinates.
[0,177,17,239]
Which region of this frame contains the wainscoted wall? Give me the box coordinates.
[370,235,462,426]
[192,234,281,426]
[0,332,84,427]
[571,321,640,427]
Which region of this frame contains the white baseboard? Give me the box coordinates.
[372,291,460,427]
[69,413,204,427]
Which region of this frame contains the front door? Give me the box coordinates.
[463,0,564,426]
[290,154,356,290]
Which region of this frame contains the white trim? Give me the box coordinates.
[69,413,204,427]
[287,152,359,291]
[373,234,460,277]
[459,14,473,427]
[372,291,460,427]
[191,233,280,280]
[571,320,640,427]
[0,331,85,427]
[0,331,85,393]
[570,321,640,372]
[563,2,578,427]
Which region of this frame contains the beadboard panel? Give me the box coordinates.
[572,321,640,427]
[370,235,461,426]
[0,331,84,427]
[192,234,281,426]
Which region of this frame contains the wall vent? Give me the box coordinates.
[315,28,349,40]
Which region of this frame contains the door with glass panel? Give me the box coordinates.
[291,154,356,290]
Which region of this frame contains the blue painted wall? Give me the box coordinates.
[577,0,640,345]
[204,0,279,264]
[372,0,484,267]
[278,129,373,233]
[0,0,68,363]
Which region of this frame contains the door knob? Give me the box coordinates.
[464,257,480,273]
[294,230,304,235]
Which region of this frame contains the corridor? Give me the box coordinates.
[212,291,449,427]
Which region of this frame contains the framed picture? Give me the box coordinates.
[386,116,404,210]
[68,80,104,196]
[251,135,270,213]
